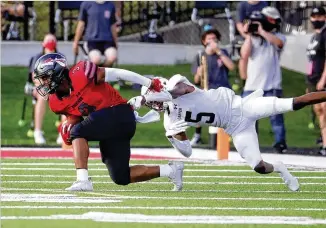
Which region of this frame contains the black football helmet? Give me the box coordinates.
[33,53,69,97]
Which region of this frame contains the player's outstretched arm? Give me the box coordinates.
[293,91,326,111]
[167,132,192,158]
[96,67,162,91]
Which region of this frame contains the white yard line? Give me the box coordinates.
[2,206,326,211]
[2,213,326,225]
[2,163,238,167]
[2,180,326,185]
[2,188,325,193]
[78,192,326,202]
[2,167,326,172]
[2,174,325,179]
[2,192,325,202]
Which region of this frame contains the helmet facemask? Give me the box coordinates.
[141,77,168,112]
[34,54,68,98]
[35,67,67,97]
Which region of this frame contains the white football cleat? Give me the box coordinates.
[168,161,184,191]
[277,162,300,192]
[34,130,46,145]
[65,179,93,192]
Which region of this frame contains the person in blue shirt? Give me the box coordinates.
[73,1,118,67]
[190,28,235,146]
[236,1,268,38]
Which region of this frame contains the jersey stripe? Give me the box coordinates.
[84,61,97,81]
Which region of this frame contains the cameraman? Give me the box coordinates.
[306,7,326,155]
[240,7,287,153]
[190,28,235,146]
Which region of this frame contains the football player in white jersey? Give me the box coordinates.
[129,74,326,192]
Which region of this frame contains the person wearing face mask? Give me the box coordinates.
[306,7,326,155]
[23,34,65,145]
[240,7,287,154]
[190,27,235,146]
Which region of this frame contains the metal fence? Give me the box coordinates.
[1,1,326,45]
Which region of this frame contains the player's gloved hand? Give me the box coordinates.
[128,96,145,110]
[169,120,189,132]
[149,78,164,92]
[60,121,74,145]
[24,82,35,95]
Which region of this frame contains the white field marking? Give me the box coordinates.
[2,163,241,167]
[3,206,326,211]
[79,191,326,202]
[1,193,122,203]
[2,187,326,194]
[2,212,326,225]
[3,167,326,172]
[3,180,326,185]
[1,174,326,179]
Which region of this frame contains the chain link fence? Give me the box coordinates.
[1,1,326,45]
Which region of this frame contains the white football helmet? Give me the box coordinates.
[141,77,169,112]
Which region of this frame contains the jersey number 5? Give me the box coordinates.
[185,111,215,124]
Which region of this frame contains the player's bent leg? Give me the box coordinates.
[88,49,102,65]
[232,124,299,191]
[104,47,117,67]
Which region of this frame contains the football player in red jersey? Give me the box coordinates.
[33,53,184,192]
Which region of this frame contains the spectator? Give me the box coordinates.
[306,7,326,155]
[73,1,118,67]
[24,34,64,145]
[190,28,235,146]
[236,0,268,39]
[240,7,287,153]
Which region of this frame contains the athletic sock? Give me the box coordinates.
[76,169,89,181]
[159,165,173,177]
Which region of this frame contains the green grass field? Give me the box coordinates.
[2,158,326,227]
[1,65,320,148]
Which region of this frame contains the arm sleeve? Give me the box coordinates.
[221,49,230,58]
[78,2,87,22]
[104,68,151,87]
[275,33,286,51]
[167,137,192,158]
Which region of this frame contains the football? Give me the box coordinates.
[57,115,84,133]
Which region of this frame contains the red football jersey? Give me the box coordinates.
[49,61,127,116]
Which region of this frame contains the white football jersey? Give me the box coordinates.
[163,74,235,136]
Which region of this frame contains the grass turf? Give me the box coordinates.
[1,158,326,228]
[1,65,320,147]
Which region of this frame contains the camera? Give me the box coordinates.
[247,22,259,33]
[246,10,281,35]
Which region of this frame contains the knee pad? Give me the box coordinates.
[104,47,117,62]
[88,50,102,65]
[103,159,130,186]
[254,163,267,174]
